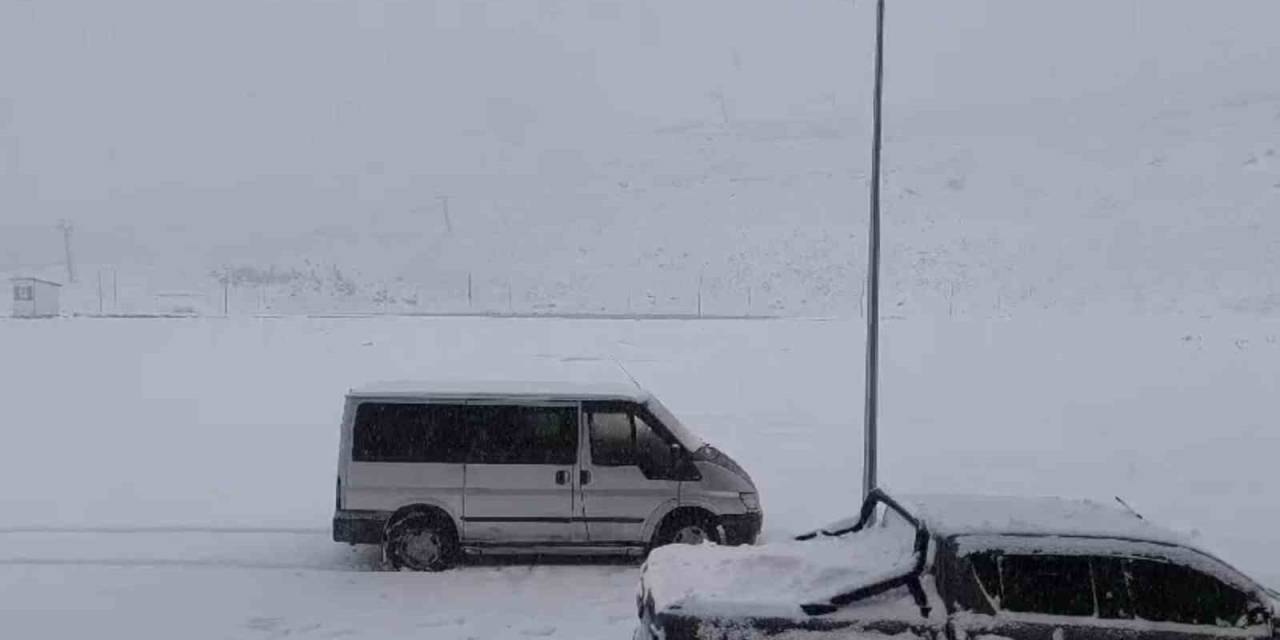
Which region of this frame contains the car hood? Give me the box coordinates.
[640,520,918,619]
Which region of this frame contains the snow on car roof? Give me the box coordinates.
[348,379,651,402]
[899,493,1187,545]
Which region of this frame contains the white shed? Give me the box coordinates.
[11,277,62,318]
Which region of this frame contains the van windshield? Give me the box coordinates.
[644,397,705,452]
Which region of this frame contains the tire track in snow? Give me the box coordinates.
[0,526,327,535]
[0,557,363,572]
[0,527,379,572]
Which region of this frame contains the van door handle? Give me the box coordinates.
[580,469,592,485]
[555,470,569,485]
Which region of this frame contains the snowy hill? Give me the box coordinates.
[1,0,1277,317]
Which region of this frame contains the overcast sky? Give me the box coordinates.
[2,0,1277,231]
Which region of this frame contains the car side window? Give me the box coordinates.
[1092,557,1134,620]
[1129,559,1250,627]
[967,551,1260,629]
[1001,555,1095,617]
[968,551,1002,606]
[967,552,1096,617]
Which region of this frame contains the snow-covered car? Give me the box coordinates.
[636,488,1278,640]
[332,381,761,570]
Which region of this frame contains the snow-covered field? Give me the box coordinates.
[5,1,1279,319]
[1,315,1277,638]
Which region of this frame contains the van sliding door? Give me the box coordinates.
[462,403,585,544]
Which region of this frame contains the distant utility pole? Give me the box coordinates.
[862,0,887,502]
[438,196,453,234]
[57,220,76,283]
[710,89,730,126]
[697,273,704,317]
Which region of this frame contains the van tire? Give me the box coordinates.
[384,510,459,571]
[652,510,721,550]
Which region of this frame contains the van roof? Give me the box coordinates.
[348,380,651,402]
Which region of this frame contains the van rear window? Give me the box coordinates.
[352,402,577,465]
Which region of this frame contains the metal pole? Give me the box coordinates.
[862,0,887,502]
[58,221,76,283]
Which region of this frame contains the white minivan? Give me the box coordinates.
[333,381,762,570]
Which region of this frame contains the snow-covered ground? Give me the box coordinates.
[1,315,1277,638]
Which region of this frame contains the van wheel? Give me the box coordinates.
[653,511,721,549]
[384,511,458,571]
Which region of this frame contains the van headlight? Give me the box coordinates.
[739,492,761,512]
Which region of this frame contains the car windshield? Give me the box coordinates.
[644,397,705,452]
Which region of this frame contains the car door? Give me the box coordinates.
[579,401,682,545]
[461,402,586,544]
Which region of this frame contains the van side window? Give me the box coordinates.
[352,403,470,463]
[466,405,577,465]
[588,410,635,466]
[587,403,675,476]
[1129,559,1249,627]
[635,413,674,474]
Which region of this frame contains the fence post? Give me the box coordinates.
[697,273,704,318]
[439,195,452,233]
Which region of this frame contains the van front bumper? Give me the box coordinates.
[720,512,763,545]
[333,510,387,544]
